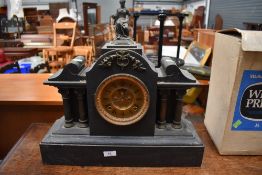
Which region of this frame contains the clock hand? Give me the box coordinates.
[112,96,132,103]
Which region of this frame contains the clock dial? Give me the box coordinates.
[95,74,149,126]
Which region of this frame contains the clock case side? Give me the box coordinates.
[86,49,158,136]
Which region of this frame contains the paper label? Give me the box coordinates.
[232,70,262,131]
[103,151,117,157]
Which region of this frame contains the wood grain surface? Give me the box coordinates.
[0,74,62,105]
[0,74,208,106]
[0,120,261,175]
[0,74,63,159]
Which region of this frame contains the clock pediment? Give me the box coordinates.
[98,50,146,71]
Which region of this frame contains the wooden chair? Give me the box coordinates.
[90,23,110,57]
[190,6,205,29]
[43,22,76,65]
[73,36,95,66]
[86,36,96,58]
[214,14,223,30]
[48,61,63,73]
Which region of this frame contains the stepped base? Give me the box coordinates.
[40,117,204,167]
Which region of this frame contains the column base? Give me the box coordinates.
[64,120,74,128]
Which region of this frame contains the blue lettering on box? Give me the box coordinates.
[232,70,262,131]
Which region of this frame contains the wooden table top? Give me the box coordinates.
[0,74,62,105]
[2,47,38,52]
[0,73,208,106]
[0,121,261,175]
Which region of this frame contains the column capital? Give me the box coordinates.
[74,88,86,99]
[58,88,70,98]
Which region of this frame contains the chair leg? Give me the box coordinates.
[43,50,48,62]
[43,50,46,60]
[86,51,89,66]
[65,53,69,64]
[88,50,92,66]
[68,53,72,63]
[66,52,71,64]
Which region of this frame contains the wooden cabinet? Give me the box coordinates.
[83,3,101,35]
[147,26,177,46]
[49,2,69,20]
[23,8,38,32]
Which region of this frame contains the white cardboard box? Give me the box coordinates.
[204,29,262,155]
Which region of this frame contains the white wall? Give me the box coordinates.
[0,0,6,7]
[100,0,133,23]
[6,0,133,23]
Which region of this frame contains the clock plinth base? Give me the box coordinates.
[40,117,204,167]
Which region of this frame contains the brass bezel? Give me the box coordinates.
[95,74,150,126]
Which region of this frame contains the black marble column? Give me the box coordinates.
[58,88,74,128]
[173,89,186,129]
[157,90,168,129]
[75,88,88,128]
[133,13,140,41]
[176,14,185,59]
[157,13,167,68]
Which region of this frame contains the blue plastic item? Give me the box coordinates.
[20,63,31,73]
[4,68,17,74]
[4,63,31,74]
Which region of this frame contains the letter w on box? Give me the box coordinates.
[232,70,262,131]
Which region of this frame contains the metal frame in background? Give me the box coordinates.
[132,11,188,67]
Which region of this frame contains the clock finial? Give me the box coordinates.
[112,0,130,40]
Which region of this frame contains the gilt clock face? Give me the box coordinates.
[95,74,150,126]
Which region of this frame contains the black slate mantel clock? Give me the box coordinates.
[39,0,204,167]
[39,46,204,166]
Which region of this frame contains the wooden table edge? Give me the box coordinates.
[0,101,62,106]
[0,123,48,170]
